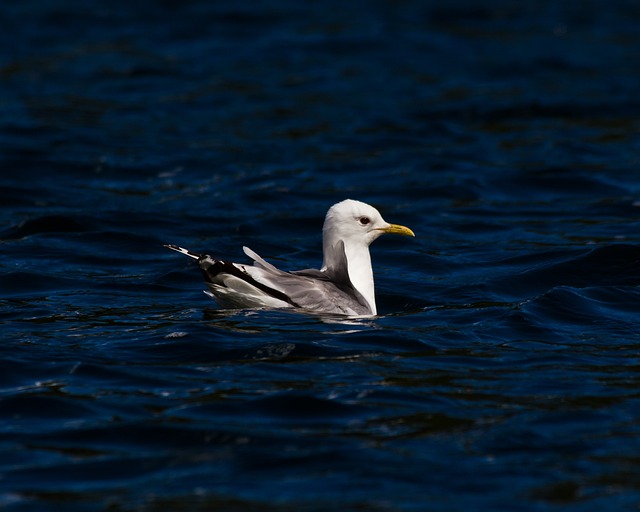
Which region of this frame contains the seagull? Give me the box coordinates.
[165,199,414,316]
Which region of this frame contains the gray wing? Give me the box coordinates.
[244,242,373,316]
[267,272,371,316]
[243,246,279,271]
[291,240,371,314]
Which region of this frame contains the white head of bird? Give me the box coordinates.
[321,199,414,315]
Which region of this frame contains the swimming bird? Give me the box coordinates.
[165,199,414,316]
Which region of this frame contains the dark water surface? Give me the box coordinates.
[2,1,640,510]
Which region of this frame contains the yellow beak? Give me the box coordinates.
[378,223,415,237]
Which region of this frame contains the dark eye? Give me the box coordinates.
[359,216,370,225]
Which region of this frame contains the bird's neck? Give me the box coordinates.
[323,239,377,315]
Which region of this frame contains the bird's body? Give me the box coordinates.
[165,199,414,317]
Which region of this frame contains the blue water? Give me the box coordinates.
[2,1,640,510]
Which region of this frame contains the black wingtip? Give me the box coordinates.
[164,244,201,260]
